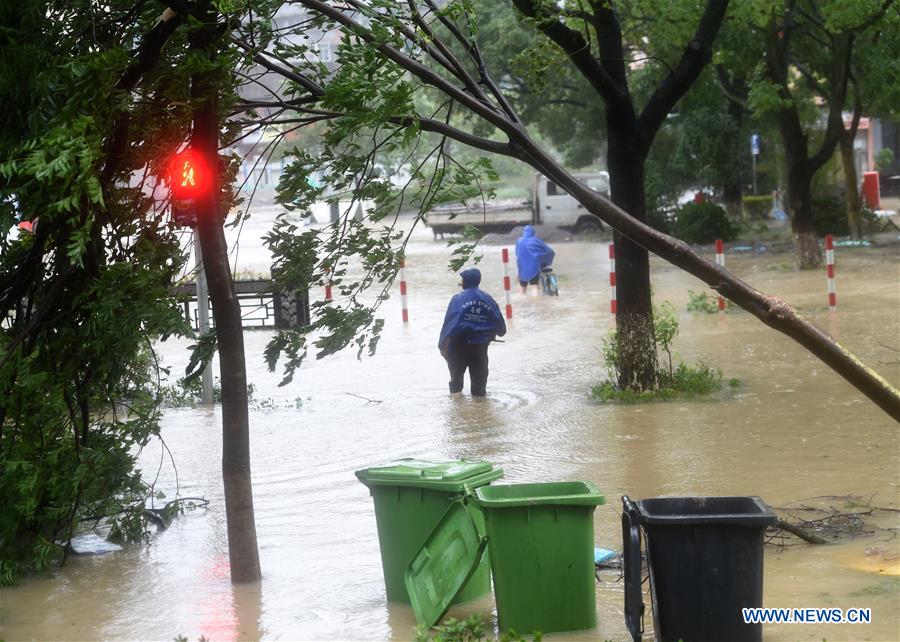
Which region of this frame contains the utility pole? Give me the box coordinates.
[751,134,760,195]
[193,230,214,404]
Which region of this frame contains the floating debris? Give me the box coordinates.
[594,547,616,565]
[768,494,900,549]
[69,533,123,555]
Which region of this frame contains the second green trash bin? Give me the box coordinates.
[475,481,605,634]
[356,458,502,603]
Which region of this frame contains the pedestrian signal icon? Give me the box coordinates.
[181,161,196,188]
[169,148,208,201]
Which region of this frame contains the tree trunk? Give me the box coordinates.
[787,167,822,269]
[765,18,824,270]
[723,178,743,219]
[723,98,744,218]
[509,0,729,393]
[839,131,863,238]
[607,124,658,391]
[190,3,261,584]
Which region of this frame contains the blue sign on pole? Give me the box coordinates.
[751,134,760,156]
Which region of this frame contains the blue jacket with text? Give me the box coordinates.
[438,268,507,350]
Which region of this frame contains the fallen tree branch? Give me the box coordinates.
[146,496,211,531]
[776,518,828,544]
[346,392,383,404]
[768,494,899,549]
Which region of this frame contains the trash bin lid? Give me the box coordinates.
[636,496,779,526]
[405,499,487,630]
[474,481,605,508]
[355,458,502,492]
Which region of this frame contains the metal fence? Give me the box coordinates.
[174,279,309,331]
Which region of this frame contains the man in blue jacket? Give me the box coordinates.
[438,268,507,397]
[515,225,555,293]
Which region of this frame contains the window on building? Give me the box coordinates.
[315,42,336,63]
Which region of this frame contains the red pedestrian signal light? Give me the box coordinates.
[168,148,211,201]
[168,148,211,227]
[167,147,230,228]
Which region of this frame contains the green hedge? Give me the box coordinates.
[742,195,771,219]
[812,196,849,236]
[673,201,738,244]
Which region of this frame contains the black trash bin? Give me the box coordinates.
[622,495,778,642]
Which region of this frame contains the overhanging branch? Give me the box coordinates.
[229,35,326,98]
[296,0,518,138]
[511,0,630,112]
[391,115,519,157]
[101,7,184,183]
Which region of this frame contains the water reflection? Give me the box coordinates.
[443,396,505,463]
[196,557,239,641]
[231,581,264,641]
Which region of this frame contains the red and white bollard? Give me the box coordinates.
[609,244,617,315]
[501,248,513,320]
[715,239,726,312]
[825,234,836,311]
[324,269,333,302]
[399,258,409,323]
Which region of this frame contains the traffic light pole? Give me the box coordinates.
[193,230,214,404]
[751,134,760,195]
[752,152,758,195]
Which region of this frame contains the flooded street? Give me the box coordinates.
[2,220,898,641]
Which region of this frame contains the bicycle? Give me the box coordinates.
[539,266,559,296]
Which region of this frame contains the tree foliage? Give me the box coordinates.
[0,1,196,583]
[471,2,604,168]
[737,0,897,265]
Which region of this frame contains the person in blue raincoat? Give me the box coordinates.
[515,225,555,292]
[438,268,507,397]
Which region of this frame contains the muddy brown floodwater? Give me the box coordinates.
[1,225,898,642]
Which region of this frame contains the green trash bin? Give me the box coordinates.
[356,458,502,603]
[475,481,605,634]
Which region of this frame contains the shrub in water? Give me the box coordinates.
[591,363,722,403]
[811,195,849,237]
[741,194,772,219]
[686,289,734,314]
[416,615,542,642]
[673,201,737,244]
[592,300,729,403]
